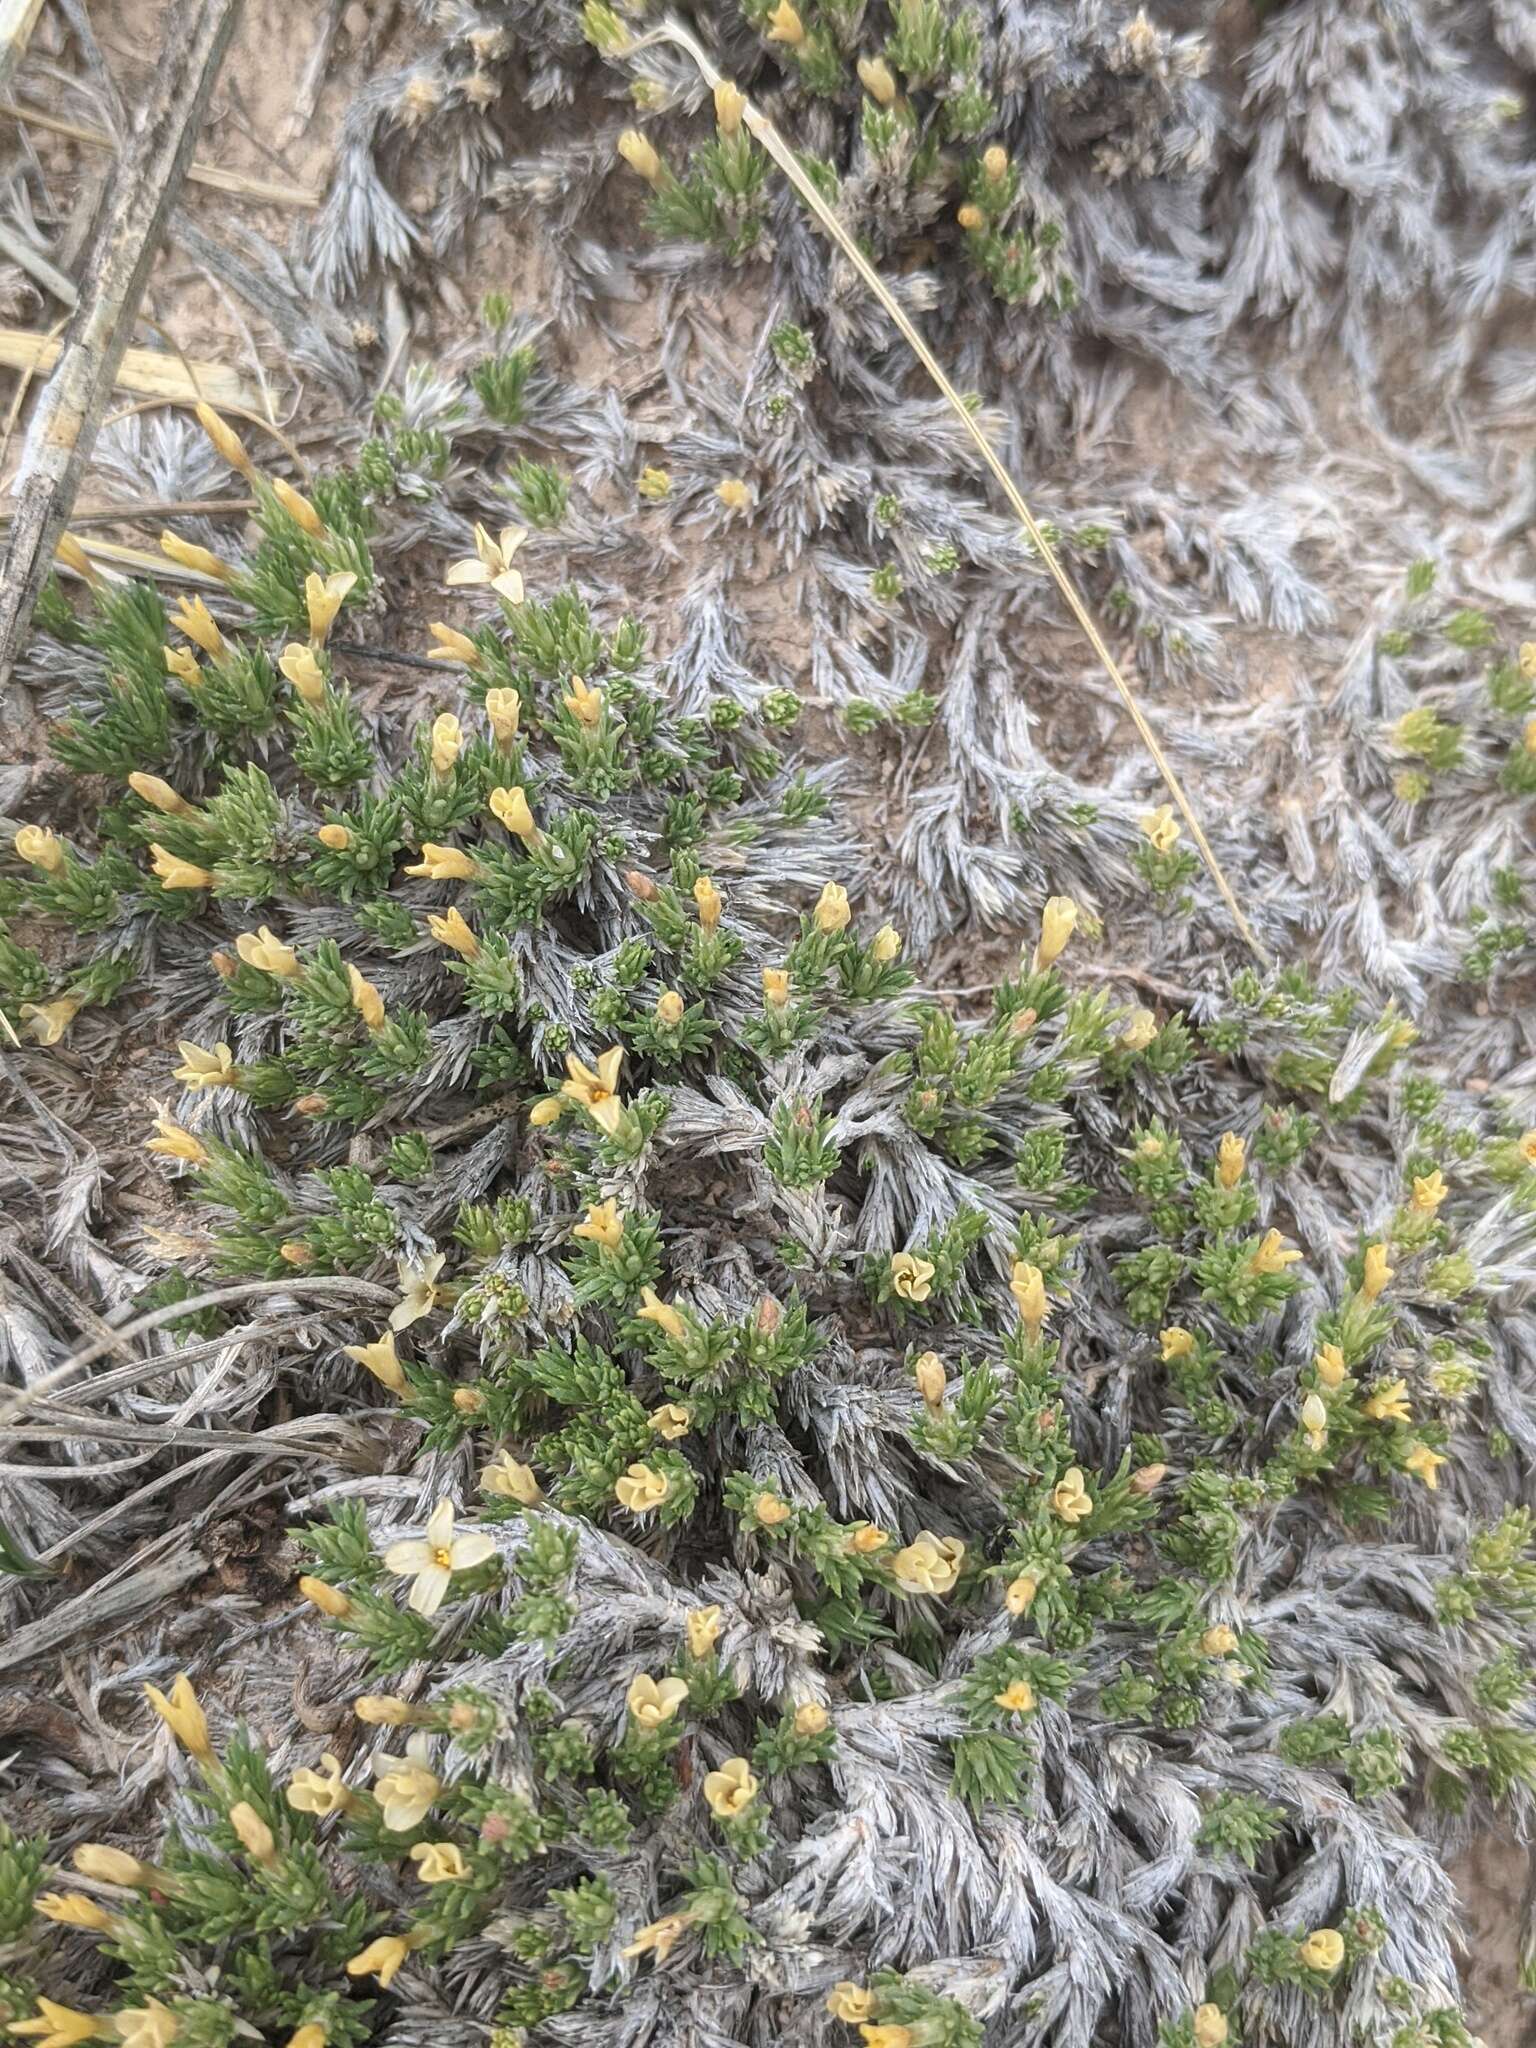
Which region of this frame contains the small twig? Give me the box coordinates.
[1,96,322,207]
[0,218,77,307]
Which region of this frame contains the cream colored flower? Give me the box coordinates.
[1009,1260,1048,1338]
[1297,1928,1345,1973]
[1119,1008,1158,1051]
[489,784,539,842]
[230,1801,277,1867]
[446,523,526,604]
[346,1935,411,1986]
[382,1499,497,1618]
[1216,1133,1246,1189]
[1140,804,1181,853]
[150,844,214,890]
[890,1252,935,1302]
[1301,1391,1328,1450]
[766,0,804,44]
[716,477,753,513]
[870,924,902,963]
[636,1289,688,1344]
[891,1532,965,1595]
[713,79,746,133]
[994,1679,1035,1712]
[1410,1170,1447,1212]
[484,688,521,743]
[271,477,325,537]
[344,1329,408,1395]
[235,925,300,977]
[693,875,723,930]
[430,713,463,776]
[793,1699,829,1736]
[174,1040,238,1091]
[279,643,327,702]
[1004,1571,1040,1615]
[762,967,791,1008]
[620,1913,692,1962]
[656,989,685,1026]
[573,1200,624,1250]
[143,1673,212,1762]
[827,1983,877,2022]
[1199,1624,1239,1657]
[287,1752,353,1816]
[627,1673,688,1728]
[1032,895,1078,972]
[615,1462,670,1514]
[409,1840,468,1884]
[561,1046,625,1134]
[1315,1343,1347,1388]
[305,571,357,644]
[755,1491,793,1527]
[1248,1228,1300,1275]
[616,130,663,184]
[563,675,603,727]
[144,1108,209,1167]
[72,1845,152,1889]
[389,1251,448,1333]
[1050,1468,1093,1525]
[404,842,481,881]
[703,1756,758,1819]
[1192,2005,1227,2048]
[127,773,195,817]
[814,881,851,933]
[347,963,386,1032]
[170,595,224,658]
[913,1351,946,1407]
[481,1451,542,1506]
[649,1402,692,1441]
[372,1734,441,1831]
[1160,1326,1195,1361]
[687,1606,722,1659]
[354,1695,416,1726]
[427,907,479,958]
[14,823,65,872]
[111,2000,180,2048]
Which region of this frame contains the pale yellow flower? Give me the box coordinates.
[574,1200,624,1250]
[620,1913,692,1962]
[615,1462,670,1514]
[229,1801,277,1867]
[617,130,663,184]
[347,963,386,1032]
[766,0,804,44]
[827,1983,876,2022]
[1248,1228,1300,1275]
[305,571,357,644]
[354,1695,416,1726]
[1404,1442,1448,1489]
[857,55,896,102]
[1192,2006,1228,2048]
[846,1524,890,1555]
[271,477,325,537]
[160,528,230,581]
[144,1108,208,1167]
[427,906,479,958]
[170,594,225,658]
[1009,1260,1048,1338]
[693,873,723,930]
[8,2003,103,2048]
[913,1351,946,1406]
[298,1575,350,1618]
[1140,804,1181,853]
[870,924,902,963]
[404,842,481,881]
[489,784,540,842]
[861,2026,913,2048]
[713,79,746,133]
[344,1329,408,1395]
[446,523,526,604]
[1301,1392,1328,1449]
[174,1040,238,1091]
[563,675,603,726]
[1361,1242,1393,1300]
[409,1841,468,1884]
[72,1845,152,1889]
[627,1673,688,1728]
[793,1699,829,1736]
[382,1498,497,1618]
[814,881,851,933]
[1199,1625,1239,1657]
[1032,895,1078,972]
[372,1733,441,1831]
[35,1893,117,1931]
[1004,1571,1039,1615]
[561,1046,625,1134]
[389,1252,447,1333]
[481,1450,543,1505]
[994,1679,1035,1712]
[194,402,257,480]
[143,1673,212,1762]
[890,1251,935,1302]
[150,844,214,890]
[655,989,686,1026]
[1297,1928,1345,1973]
[287,1753,353,1816]
[716,477,753,513]
[111,2001,180,2048]
[1160,1326,1195,1362]
[484,687,520,740]
[1315,1343,1348,1388]
[687,1606,722,1658]
[762,967,791,1008]
[14,823,65,872]
[1050,1467,1093,1525]
[702,1756,758,1819]
[649,1402,692,1441]
[316,823,351,850]
[127,773,195,817]
[891,1532,965,1595]
[235,925,300,977]
[430,713,463,776]
[346,1935,411,1986]
[1410,1170,1447,1212]
[279,643,327,702]
[1216,1133,1246,1189]
[1119,1008,1158,1051]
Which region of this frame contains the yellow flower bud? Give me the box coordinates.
[714,80,747,134]
[693,874,723,930]
[856,56,896,102]
[528,1096,564,1128]
[235,925,301,977]
[305,571,356,645]
[957,203,985,231]
[1216,1132,1245,1189]
[271,477,326,537]
[1248,1228,1300,1276]
[617,129,663,183]
[1119,1007,1158,1051]
[149,844,215,890]
[870,923,902,963]
[687,1605,722,1658]
[404,842,481,881]
[298,1574,352,1618]
[171,595,225,658]
[347,964,386,1032]
[19,997,81,1045]
[793,1699,828,1736]
[814,881,851,933]
[1200,1624,1239,1656]
[1004,1571,1039,1615]
[637,465,672,500]
[73,1844,153,1888]
[1160,1326,1195,1362]
[354,1694,417,1725]
[1361,1242,1393,1301]
[656,989,686,1026]
[36,1892,119,1931]
[716,477,753,512]
[1032,895,1078,971]
[1410,1169,1447,1212]
[762,966,791,1008]
[55,530,102,583]
[982,144,1009,181]
[144,1109,209,1167]
[127,773,195,816]
[767,1,805,45]
[754,1491,793,1527]
[427,907,479,958]
[195,402,258,480]
[427,621,480,667]
[160,528,230,580]
[1192,2005,1228,2048]
[1297,1928,1345,1973]
[489,785,539,842]
[430,713,463,776]
[143,1673,214,1761]
[316,823,351,850]
[827,1984,877,2023]
[1140,803,1180,852]
[1009,1260,1048,1338]
[1315,1343,1347,1388]
[230,1801,278,1866]
[913,1351,946,1407]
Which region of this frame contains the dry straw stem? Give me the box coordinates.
[0,327,260,407]
[634,16,1267,965]
[1,98,323,207]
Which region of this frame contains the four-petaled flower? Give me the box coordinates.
[1050,1468,1093,1525]
[286,1752,353,1816]
[891,1531,965,1595]
[561,1047,625,1133]
[382,1498,497,1617]
[371,1734,442,1831]
[627,1673,688,1728]
[615,1462,670,1514]
[703,1755,758,1819]
[390,1252,448,1331]
[890,1252,934,1302]
[446,523,527,603]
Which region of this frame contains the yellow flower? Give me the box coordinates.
[316,823,351,851]
[285,2030,327,2048]
[194,402,258,480]
[891,1532,965,1595]
[35,1892,117,1931]
[279,643,327,702]
[890,1251,935,1302]
[655,989,686,1026]
[144,1108,208,1167]
[346,1935,411,1986]
[126,772,195,817]
[1009,1260,1048,1338]
[869,924,902,964]
[150,844,214,890]
[298,1575,351,1618]
[755,1491,793,1527]
[354,1694,416,1726]
[389,1252,448,1332]
[481,1450,543,1506]
[112,2008,180,2048]
[703,1756,758,1819]
[1216,1132,1246,1189]
[563,674,604,726]
[985,1679,1034,1719]
[427,907,479,958]
[271,477,325,537]
[305,571,357,644]
[814,881,851,933]
[1200,1625,1239,1656]
[446,523,527,603]
[409,1841,468,1884]
[170,595,224,658]
[620,1913,692,1962]
[1249,1229,1300,1275]
[569,1203,622,1255]
[1315,1343,1347,1388]
[687,1606,722,1658]
[528,1096,564,1128]
[637,465,672,500]
[766,0,804,44]
[347,964,386,1032]
[762,966,791,1008]
[404,842,481,881]
[1297,1928,1345,1973]
[430,713,463,776]
[1004,1571,1039,1615]
[287,1752,353,1816]
[229,1801,278,1867]
[1404,1442,1448,1489]
[649,1402,692,1441]
[372,1734,442,1830]
[1520,1129,1536,1166]
[173,1040,239,1091]
[716,477,753,512]
[1410,1170,1447,1212]
[7,2006,102,2048]
[860,2029,913,2048]
[693,874,723,930]
[382,1498,497,1618]
[1192,2005,1228,2048]
[826,1983,877,2023]
[72,1845,152,1889]
[561,1046,625,1134]
[143,1673,213,1762]
[15,823,65,872]
[1051,1468,1093,1525]
[1140,804,1181,853]
[1361,1242,1393,1300]
[484,687,520,740]
[913,1351,946,1406]
[615,1462,670,1514]
[1301,1392,1328,1448]
[793,1699,829,1736]
[489,784,540,842]
[982,141,1009,178]
[1119,1008,1158,1051]
[160,528,230,581]
[1160,1326,1195,1362]
[1032,895,1078,972]
[1363,1378,1412,1425]
[627,1673,689,1728]
[343,1329,408,1395]
[713,79,746,133]
[235,925,300,977]
[616,130,663,184]
[856,56,897,103]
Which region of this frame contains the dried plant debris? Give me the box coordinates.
[1,372,1535,2048]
